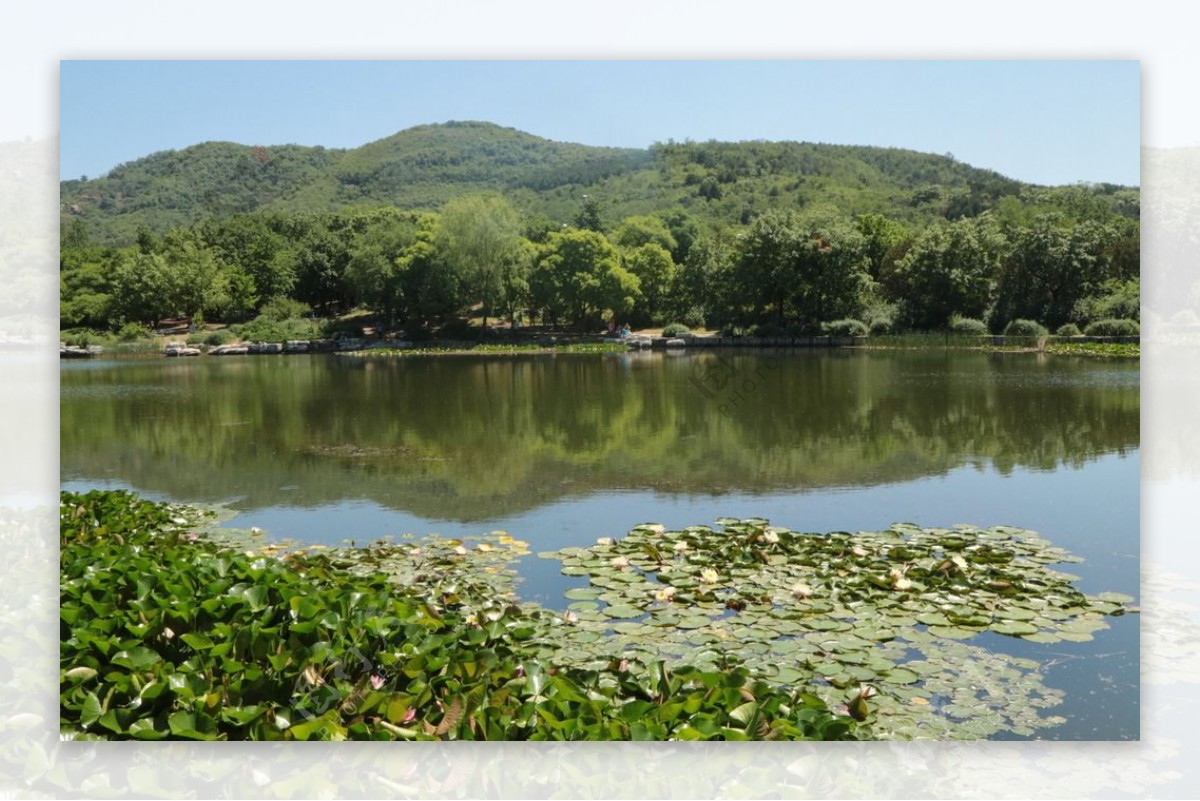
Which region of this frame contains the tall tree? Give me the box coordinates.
[532,229,639,329]
[993,214,1112,330]
[436,194,525,329]
[734,208,870,327]
[623,243,676,325]
[891,216,1006,329]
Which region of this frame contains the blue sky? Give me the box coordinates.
[60,60,1140,186]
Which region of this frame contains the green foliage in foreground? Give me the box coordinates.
[60,490,857,741]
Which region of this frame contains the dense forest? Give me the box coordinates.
[60,121,1141,338]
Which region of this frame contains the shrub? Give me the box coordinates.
[1003,319,1048,337]
[259,296,311,323]
[61,328,111,348]
[187,329,235,347]
[233,315,319,343]
[115,322,150,342]
[821,319,869,337]
[1084,319,1140,337]
[661,322,692,337]
[868,318,894,335]
[1055,323,1082,337]
[948,316,988,336]
[1073,279,1140,324]
[679,308,706,330]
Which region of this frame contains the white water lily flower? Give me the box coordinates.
[792,582,814,599]
[700,567,719,584]
[893,576,913,591]
[851,546,868,557]
[763,530,780,544]
[596,537,614,546]
[673,540,689,553]
[453,545,468,556]
[562,610,579,624]
[654,586,677,602]
[611,556,630,569]
[642,524,666,534]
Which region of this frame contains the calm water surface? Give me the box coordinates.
[61,349,1140,739]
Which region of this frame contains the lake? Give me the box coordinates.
[60,348,1139,739]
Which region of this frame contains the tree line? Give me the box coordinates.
[60,188,1139,338]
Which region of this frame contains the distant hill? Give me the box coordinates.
[59,121,1130,246]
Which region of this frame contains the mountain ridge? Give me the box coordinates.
[60,121,1136,246]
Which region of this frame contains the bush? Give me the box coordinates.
[233,315,319,343]
[868,319,894,335]
[1084,319,1140,337]
[61,328,112,348]
[661,323,692,337]
[1003,319,1048,337]
[259,296,311,323]
[679,308,706,330]
[115,322,150,342]
[821,319,868,337]
[1073,279,1140,324]
[188,329,235,347]
[948,316,988,336]
[1055,323,1082,337]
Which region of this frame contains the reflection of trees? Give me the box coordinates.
[61,351,1139,521]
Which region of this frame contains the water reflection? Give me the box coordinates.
[60,350,1139,521]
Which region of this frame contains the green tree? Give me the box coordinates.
[670,234,735,328]
[397,214,460,327]
[891,216,1006,330]
[533,229,639,329]
[346,214,420,327]
[199,214,297,314]
[290,215,356,314]
[573,195,606,232]
[993,214,1114,330]
[734,208,870,327]
[611,215,677,253]
[436,194,525,329]
[623,243,676,325]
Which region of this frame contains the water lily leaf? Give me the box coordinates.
[991,620,1040,636]
[883,668,921,685]
[602,605,644,619]
[925,625,976,640]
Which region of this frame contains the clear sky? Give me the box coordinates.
[60,60,1140,187]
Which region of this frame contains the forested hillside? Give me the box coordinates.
[60,121,1141,339]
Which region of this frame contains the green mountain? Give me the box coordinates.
[59,120,1130,246]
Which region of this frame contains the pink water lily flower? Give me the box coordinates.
[369,674,385,690]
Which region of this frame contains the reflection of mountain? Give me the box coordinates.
[60,351,1140,521]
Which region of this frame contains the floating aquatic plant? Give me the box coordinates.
[536,518,1136,739]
